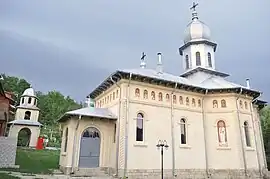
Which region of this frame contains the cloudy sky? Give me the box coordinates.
[0,1,269,102]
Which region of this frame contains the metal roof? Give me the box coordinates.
[58,107,117,122]
[8,120,42,127]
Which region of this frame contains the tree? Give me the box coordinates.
[260,106,270,169]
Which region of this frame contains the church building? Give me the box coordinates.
[58,4,268,179]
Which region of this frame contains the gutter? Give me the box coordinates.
[124,73,132,178]
[170,82,177,178]
[71,115,82,174]
[235,88,248,176]
[110,76,121,177]
[250,93,263,177]
[202,89,209,177]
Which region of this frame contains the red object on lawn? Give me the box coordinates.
[36,136,44,150]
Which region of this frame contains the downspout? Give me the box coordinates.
[124,73,132,178]
[71,115,82,174]
[235,88,248,176]
[170,82,177,178]
[202,89,209,177]
[110,76,121,177]
[250,93,262,177]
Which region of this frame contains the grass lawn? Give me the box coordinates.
[2,147,60,174]
[0,173,20,179]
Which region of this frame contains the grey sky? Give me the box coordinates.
[0,1,269,102]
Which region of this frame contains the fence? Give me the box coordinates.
[0,136,18,168]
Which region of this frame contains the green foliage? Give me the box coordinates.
[0,173,20,179]
[1,73,81,147]
[260,106,270,169]
[1,148,60,174]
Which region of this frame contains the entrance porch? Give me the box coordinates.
[57,107,117,175]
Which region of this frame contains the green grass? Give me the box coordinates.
[0,173,20,179]
[2,148,60,174]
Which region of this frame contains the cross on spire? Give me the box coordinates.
[141,52,146,60]
[140,52,146,68]
[190,2,199,20]
[190,2,198,11]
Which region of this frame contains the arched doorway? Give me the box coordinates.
[17,128,31,147]
[79,127,101,168]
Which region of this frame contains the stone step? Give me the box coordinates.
[72,168,112,177]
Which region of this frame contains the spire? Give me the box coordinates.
[140,52,146,68]
[190,2,199,20]
[156,52,163,74]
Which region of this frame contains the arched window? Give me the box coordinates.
[113,92,115,100]
[173,95,177,104]
[217,120,228,146]
[239,100,243,108]
[186,97,189,106]
[179,96,183,104]
[244,101,248,110]
[143,90,148,99]
[135,88,140,97]
[180,119,187,144]
[185,55,189,69]
[244,121,251,147]
[158,92,163,101]
[34,99,37,105]
[110,94,112,101]
[221,99,226,108]
[136,113,144,142]
[116,90,119,98]
[198,99,202,107]
[64,128,68,152]
[192,98,196,107]
[22,98,25,104]
[24,111,31,120]
[151,91,155,100]
[208,52,212,67]
[166,94,170,102]
[196,52,201,66]
[213,100,218,108]
[28,97,32,104]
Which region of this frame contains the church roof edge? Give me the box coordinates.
[180,67,229,78]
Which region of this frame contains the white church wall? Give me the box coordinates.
[15,108,39,122]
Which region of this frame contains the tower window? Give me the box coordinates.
[28,97,32,104]
[208,52,212,67]
[196,52,201,66]
[22,98,25,104]
[185,55,189,69]
[24,111,31,120]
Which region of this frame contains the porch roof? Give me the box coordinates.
[57,107,117,122]
[8,120,42,127]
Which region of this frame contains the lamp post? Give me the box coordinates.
[156,140,169,179]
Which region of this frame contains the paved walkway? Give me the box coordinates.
[0,171,112,179]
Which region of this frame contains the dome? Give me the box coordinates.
[22,87,36,97]
[184,19,211,44]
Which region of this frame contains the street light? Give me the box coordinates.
[156,140,169,179]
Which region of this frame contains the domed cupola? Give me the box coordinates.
[19,86,38,108]
[179,2,217,73]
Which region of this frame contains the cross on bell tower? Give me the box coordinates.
[190,2,199,20]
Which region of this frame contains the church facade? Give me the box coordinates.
[58,4,268,179]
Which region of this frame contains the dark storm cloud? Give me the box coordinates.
[0,1,269,102]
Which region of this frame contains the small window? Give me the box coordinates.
[173,95,177,104]
[179,96,183,104]
[151,91,155,100]
[110,94,112,101]
[185,55,189,69]
[143,90,148,99]
[136,113,144,142]
[64,128,68,152]
[22,98,25,104]
[116,90,119,98]
[208,52,212,67]
[198,99,201,107]
[239,100,243,108]
[192,98,196,107]
[28,97,32,104]
[221,99,226,108]
[244,101,248,110]
[166,94,170,102]
[24,111,31,120]
[186,97,189,106]
[196,52,201,66]
[180,119,187,144]
[158,92,163,101]
[114,124,117,143]
[244,121,251,147]
[113,92,115,100]
[213,100,218,108]
[135,88,140,97]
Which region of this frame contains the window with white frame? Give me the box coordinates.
[244,121,251,147]
[180,118,187,145]
[136,113,144,142]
